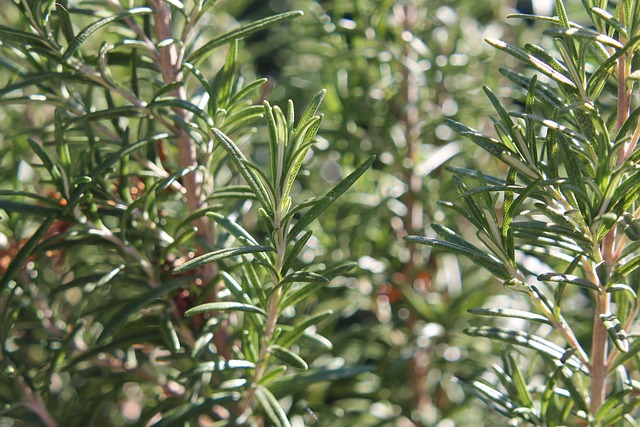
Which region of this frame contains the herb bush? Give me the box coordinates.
[0,1,374,425]
[246,1,522,425]
[408,0,640,425]
[7,0,639,426]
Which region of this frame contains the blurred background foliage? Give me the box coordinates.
[0,0,583,426]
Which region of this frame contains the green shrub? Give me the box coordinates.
[0,2,373,425]
[409,0,640,425]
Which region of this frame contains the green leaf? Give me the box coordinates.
[150,393,238,427]
[243,261,267,306]
[279,281,325,309]
[54,109,71,176]
[613,253,640,281]
[540,349,575,424]
[297,331,332,350]
[608,167,640,216]
[587,35,640,99]
[26,138,62,184]
[590,7,627,38]
[188,11,303,63]
[509,112,592,147]
[465,326,587,373]
[213,128,274,216]
[183,62,216,102]
[446,118,509,157]
[207,211,259,246]
[229,78,268,105]
[622,105,640,146]
[500,68,565,108]
[288,155,375,239]
[468,307,551,325]
[296,89,326,130]
[223,105,265,134]
[543,27,624,49]
[191,329,215,359]
[264,101,279,183]
[280,271,328,287]
[513,221,591,252]
[465,380,514,416]
[208,185,256,200]
[607,283,637,298]
[0,200,61,216]
[66,106,145,125]
[45,319,85,382]
[505,14,566,27]
[242,329,260,363]
[599,313,629,353]
[173,245,274,274]
[596,391,640,426]
[217,38,239,108]
[218,271,246,301]
[219,272,264,329]
[405,235,511,280]
[555,0,570,27]
[150,97,213,127]
[484,86,513,129]
[610,338,640,370]
[0,25,49,47]
[268,366,372,397]
[282,230,312,273]
[160,309,180,353]
[0,72,88,97]
[62,8,152,62]
[282,116,322,199]
[180,359,255,377]
[505,352,534,408]
[255,385,292,427]
[152,81,185,100]
[537,273,600,291]
[259,366,288,386]
[278,310,333,348]
[485,38,577,89]
[184,301,267,317]
[241,159,277,202]
[269,345,308,370]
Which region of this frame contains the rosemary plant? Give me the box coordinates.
[408,1,640,425]
[0,1,372,425]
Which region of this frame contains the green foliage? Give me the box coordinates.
[10,0,636,425]
[408,0,640,424]
[0,0,373,425]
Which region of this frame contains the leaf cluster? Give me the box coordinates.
[407,0,640,424]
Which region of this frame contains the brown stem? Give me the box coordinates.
[394,4,430,425]
[399,3,422,249]
[150,0,227,368]
[150,0,215,269]
[19,377,58,427]
[590,290,610,414]
[591,7,631,413]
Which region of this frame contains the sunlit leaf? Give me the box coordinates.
[255,385,292,427]
[173,245,274,274]
[188,11,303,63]
[184,301,267,317]
[62,8,152,62]
[268,345,308,370]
